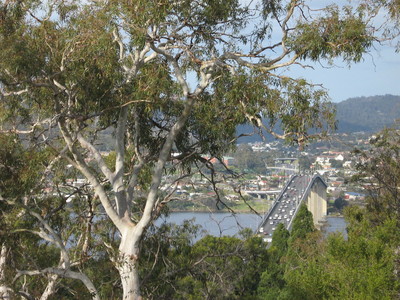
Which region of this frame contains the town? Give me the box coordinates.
[160,131,371,215]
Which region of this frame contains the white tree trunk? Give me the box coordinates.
[0,244,12,299]
[40,274,58,300]
[117,228,142,300]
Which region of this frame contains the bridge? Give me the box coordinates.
[266,167,298,172]
[243,190,281,200]
[257,174,327,242]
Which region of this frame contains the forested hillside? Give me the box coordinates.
[335,94,400,132]
[237,94,400,142]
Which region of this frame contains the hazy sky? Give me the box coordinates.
[289,45,400,103]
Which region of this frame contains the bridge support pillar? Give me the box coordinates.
[306,178,327,227]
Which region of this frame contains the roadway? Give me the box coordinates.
[258,175,312,242]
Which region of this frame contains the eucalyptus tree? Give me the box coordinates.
[353,125,400,227]
[0,0,383,298]
[0,133,102,299]
[358,0,400,50]
[169,234,268,299]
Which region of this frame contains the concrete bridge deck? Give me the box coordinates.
[257,174,327,243]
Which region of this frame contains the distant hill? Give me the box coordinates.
[335,94,400,132]
[236,94,400,142]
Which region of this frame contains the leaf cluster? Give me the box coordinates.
[288,5,374,64]
[352,125,400,227]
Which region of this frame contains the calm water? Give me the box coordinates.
[323,216,348,239]
[155,212,347,239]
[155,212,263,238]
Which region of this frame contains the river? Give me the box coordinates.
[323,216,348,239]
[155,212,347,240]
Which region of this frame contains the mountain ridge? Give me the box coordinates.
[237,94,400,143]
[335,94,400,132]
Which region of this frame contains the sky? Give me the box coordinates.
[289,44,400,103]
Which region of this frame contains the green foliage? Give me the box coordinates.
[353,125,400,227]
[136,220,199,299]
[335,95,400,132]
[258,207,399,299]
[280,207,399,299]
[257,223,289,299]
[270,223,290,258]
[298,155,313,171]
[230,144,268,173]
[330,159,343,169]
[333,197,348,211]
[0,0,391,297]
[136,223,269,299]
[282,231,329,300]
[289,203,315,243]
[289,5,374,64]
[166,235,268,299]
[270,127,400,299]
[0,135,52,199]
[357,0,400,51]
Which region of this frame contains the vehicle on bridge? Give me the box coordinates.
[257,174,327,243]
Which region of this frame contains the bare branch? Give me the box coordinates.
[14,268,99,300]
[57,119,124,231]
[127,108,146,202]
[28,211,70,268]
[76,133,115,183]
[1,88,28,97]
[114,107,128,218]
